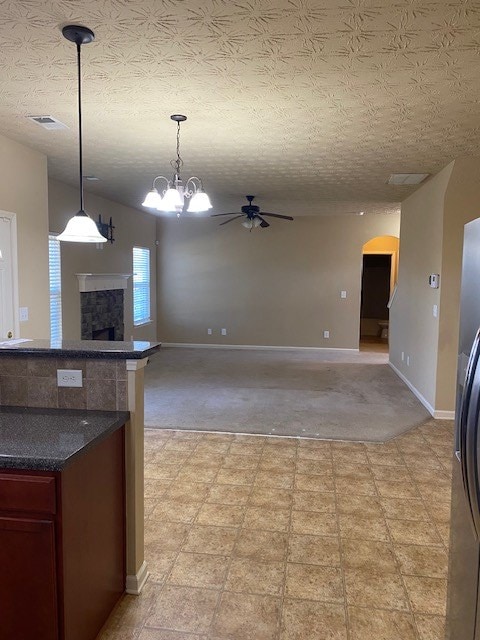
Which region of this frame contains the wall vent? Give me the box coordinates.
[387,173,429,185]
[27,115,68,130]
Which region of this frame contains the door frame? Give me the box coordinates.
[360,251,394,343]
[0,210,20,338]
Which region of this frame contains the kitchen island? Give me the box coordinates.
[0,406,130,640]
[0,338,161,596]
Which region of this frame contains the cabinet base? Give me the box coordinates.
[126,561,149,595]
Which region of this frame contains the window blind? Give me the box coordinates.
[133,246,151,326]
[48,235,62,341]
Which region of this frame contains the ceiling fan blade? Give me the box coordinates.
[260,212,294,220]
[256,215,270,228]
[219,215,244,226]
[211,212,241,217]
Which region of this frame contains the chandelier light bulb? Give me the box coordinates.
[159,187,184,212]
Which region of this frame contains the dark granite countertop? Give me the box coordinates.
[0,406,130,471]
[0,339,161,359]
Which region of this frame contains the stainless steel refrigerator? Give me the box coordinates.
[446,216,480,640]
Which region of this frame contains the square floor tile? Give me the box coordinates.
[216,468,256,485]
[285,563,343,602]
[167,552,229,589]
[196,503,245,527]
[243,506,290,532]
[415,614,446,640]
[341,539,397,573]
[387,519,443,545]
[146,585,219,633]
[291,510,337,536]
[394,544,448,578]
[255,470,294,489]
[212,591,281,640]
[292,491,336,513]
[281,599,347,640]
[344,569,409,611]
[338,514,389,542]
[248,487,293,509]
[207,484,251,505]
[403,576,447,615]
[234,530,289,562]
[379,497,430,521]
[182,525,238,555]
[348,606,417,640]
[288,534,341,566]
[225,557,285,596]
[295,474,334,492]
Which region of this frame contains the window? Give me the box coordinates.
[133,246,151,326]
[48,235,62,341]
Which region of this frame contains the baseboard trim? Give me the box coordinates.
[161,342,359,352]
[388,362,435,417]
[388,362,455,420]
[433,410,455,420]
[126,561,149,595]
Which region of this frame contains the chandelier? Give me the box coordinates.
[142,115,212,215]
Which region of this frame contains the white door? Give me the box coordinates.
[0,213,17,339]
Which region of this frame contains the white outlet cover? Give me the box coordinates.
[340,291,347,298]
[324,330,330,338]
[57,369,83,388]
[221,328,227,335]
[19,307,28,322]
[207,328,212,335]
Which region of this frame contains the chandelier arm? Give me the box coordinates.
[184,176,202,197]
[152,175,170,190]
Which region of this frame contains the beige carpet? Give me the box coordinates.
[144,347,432,442]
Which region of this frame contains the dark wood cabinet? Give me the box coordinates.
[0,427,125,640]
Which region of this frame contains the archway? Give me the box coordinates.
[360,235,399,351]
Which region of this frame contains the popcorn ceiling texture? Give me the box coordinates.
[0,0,478,216]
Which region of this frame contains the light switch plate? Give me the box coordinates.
[341,291,347,299]
[57,369,83,388]
[221,328,227,336]
[19,307,28,322]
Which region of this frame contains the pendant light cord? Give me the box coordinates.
[76,42,85,213]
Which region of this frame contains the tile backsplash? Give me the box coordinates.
[0,356,128,411]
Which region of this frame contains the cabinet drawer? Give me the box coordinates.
[0,474,56,515]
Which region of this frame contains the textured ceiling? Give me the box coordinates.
[1,0,480,217]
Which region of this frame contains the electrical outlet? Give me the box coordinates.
[401,351,404,361]
[433,304,438,318]
[221,328,227,336]
[207,328,212,335]
[57,369,83,388]
[340,291,347,299]
[323,330,330,339]
[406,356,410,366]
[19,307,28,322]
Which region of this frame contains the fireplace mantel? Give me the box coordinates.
[76,273,132,293]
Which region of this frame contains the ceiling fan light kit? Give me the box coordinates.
[212,195,294,231]
[142,114,212,216]
[57,25,107,244]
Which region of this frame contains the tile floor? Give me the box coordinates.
[98,419,453,640]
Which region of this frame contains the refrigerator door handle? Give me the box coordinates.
[463,330,480,538]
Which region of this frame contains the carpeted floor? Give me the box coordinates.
[144,348,432,442]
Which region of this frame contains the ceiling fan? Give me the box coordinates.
[211,195,294,230]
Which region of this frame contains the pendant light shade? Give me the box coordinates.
[57,25,106,244]
[141,188,162,208]
[187,190,212,213]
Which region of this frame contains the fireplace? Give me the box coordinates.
[77,273,131,342]
[81,290,124,341]
[92,326,115,341]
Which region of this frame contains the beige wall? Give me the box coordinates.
[48,179,158,341]
[157,214,400,348]
[437,157,480,410]
[390,157,480,414]
[0,133,50,338]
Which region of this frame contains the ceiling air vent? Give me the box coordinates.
[27,115,68,131]
[387,173,429,185]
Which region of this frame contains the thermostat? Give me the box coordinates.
[429,274,440,288]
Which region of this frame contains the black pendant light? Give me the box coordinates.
[57,25,106,243]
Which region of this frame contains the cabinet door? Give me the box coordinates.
[0,516,58,640]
